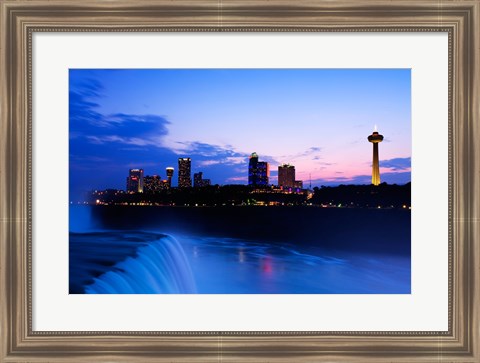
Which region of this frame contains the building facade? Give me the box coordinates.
[294,180,303,189]
[278,164,296,188]
[248,152,269,186]
[178,158,192,188]
[166,167,174,188]
[193,172,211,187]
[126,168,144,193]
[144,175,168,193]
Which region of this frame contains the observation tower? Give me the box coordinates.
[367,126,384,186]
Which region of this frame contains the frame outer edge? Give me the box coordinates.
[0,1,14,361]
[0,0,6,361]
[469,1,479,361]
[1,0,479,362]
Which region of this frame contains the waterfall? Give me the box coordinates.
[85,234,196,294]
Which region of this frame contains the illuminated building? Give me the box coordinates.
[294,180,303,189]
[144,175,168,193]
[193,172,211,187]
[166,167,174,188]
[278,164,295,188]
[126,168,144,193]
[367,127,384,186]
[178,158,192,188]
[193,172,202,187]
[248,152,269,186]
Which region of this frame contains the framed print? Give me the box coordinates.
[68,68,412,296]
[1,0,479,362]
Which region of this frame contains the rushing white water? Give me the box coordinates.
[85,235,196,294]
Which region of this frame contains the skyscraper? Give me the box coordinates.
[193,172,211,187]
[193,172,203,188]
[248,152,269,186]
[143,175,163,193]
[278,164,295,188]
[368,127,384,186]
[178,158,192,188]
[126,168,144,193]
[166,167,174,188]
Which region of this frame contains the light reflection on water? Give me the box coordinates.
[176,235,410,294]
[69,206,410,294]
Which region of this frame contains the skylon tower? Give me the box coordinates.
[367,126,384,186]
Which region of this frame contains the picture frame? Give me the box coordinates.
[0,0,478,361]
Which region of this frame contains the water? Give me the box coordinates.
[69,205,411,294]
[83,234,195,294]
[181,235,409,293]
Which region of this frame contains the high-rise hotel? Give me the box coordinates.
[126,168,144,193]
[248,152,269,186]
[278,164,295,188]
[178,158,192,188]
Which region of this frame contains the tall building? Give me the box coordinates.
[278,164,295,188]
[144,175,168,193]
[193,172,203,188]
[367,127,384,186]
[178,158,192,188]
[248,152,269,186]
[194,172,211,187]
[166,167,174,188]
[126,168,144,193]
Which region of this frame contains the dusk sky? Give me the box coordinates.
[69,69,411,199]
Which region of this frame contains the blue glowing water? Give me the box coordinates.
[84,234,196,294]
[179,235,410,294]
[69,205,411,294]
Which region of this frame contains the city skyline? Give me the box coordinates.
[69,69,411,199]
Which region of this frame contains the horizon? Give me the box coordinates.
[69,68,411,199]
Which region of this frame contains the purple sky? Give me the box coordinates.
[69,69,411,199]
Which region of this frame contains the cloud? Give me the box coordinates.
[86,135,163,147]
[303,146,322,154]
[312,171,411,186]
[70,154,110,163]
[70,78,170,145]
[260,155,280,166]
[198,160,222,167]
[380,157,411,171]
[166,141,258,168]
[280,146,322,162]
[198,156,246,167]
[226,176,248,183]
[168,141,244,158]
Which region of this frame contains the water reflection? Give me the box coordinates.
[70,206,411,294]
[238,248,245,263]
[178,235,410,294]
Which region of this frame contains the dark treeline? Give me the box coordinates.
[87,182,410,209]
[311,183,411,208]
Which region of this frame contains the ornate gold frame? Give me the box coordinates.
[1,0,479,361]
